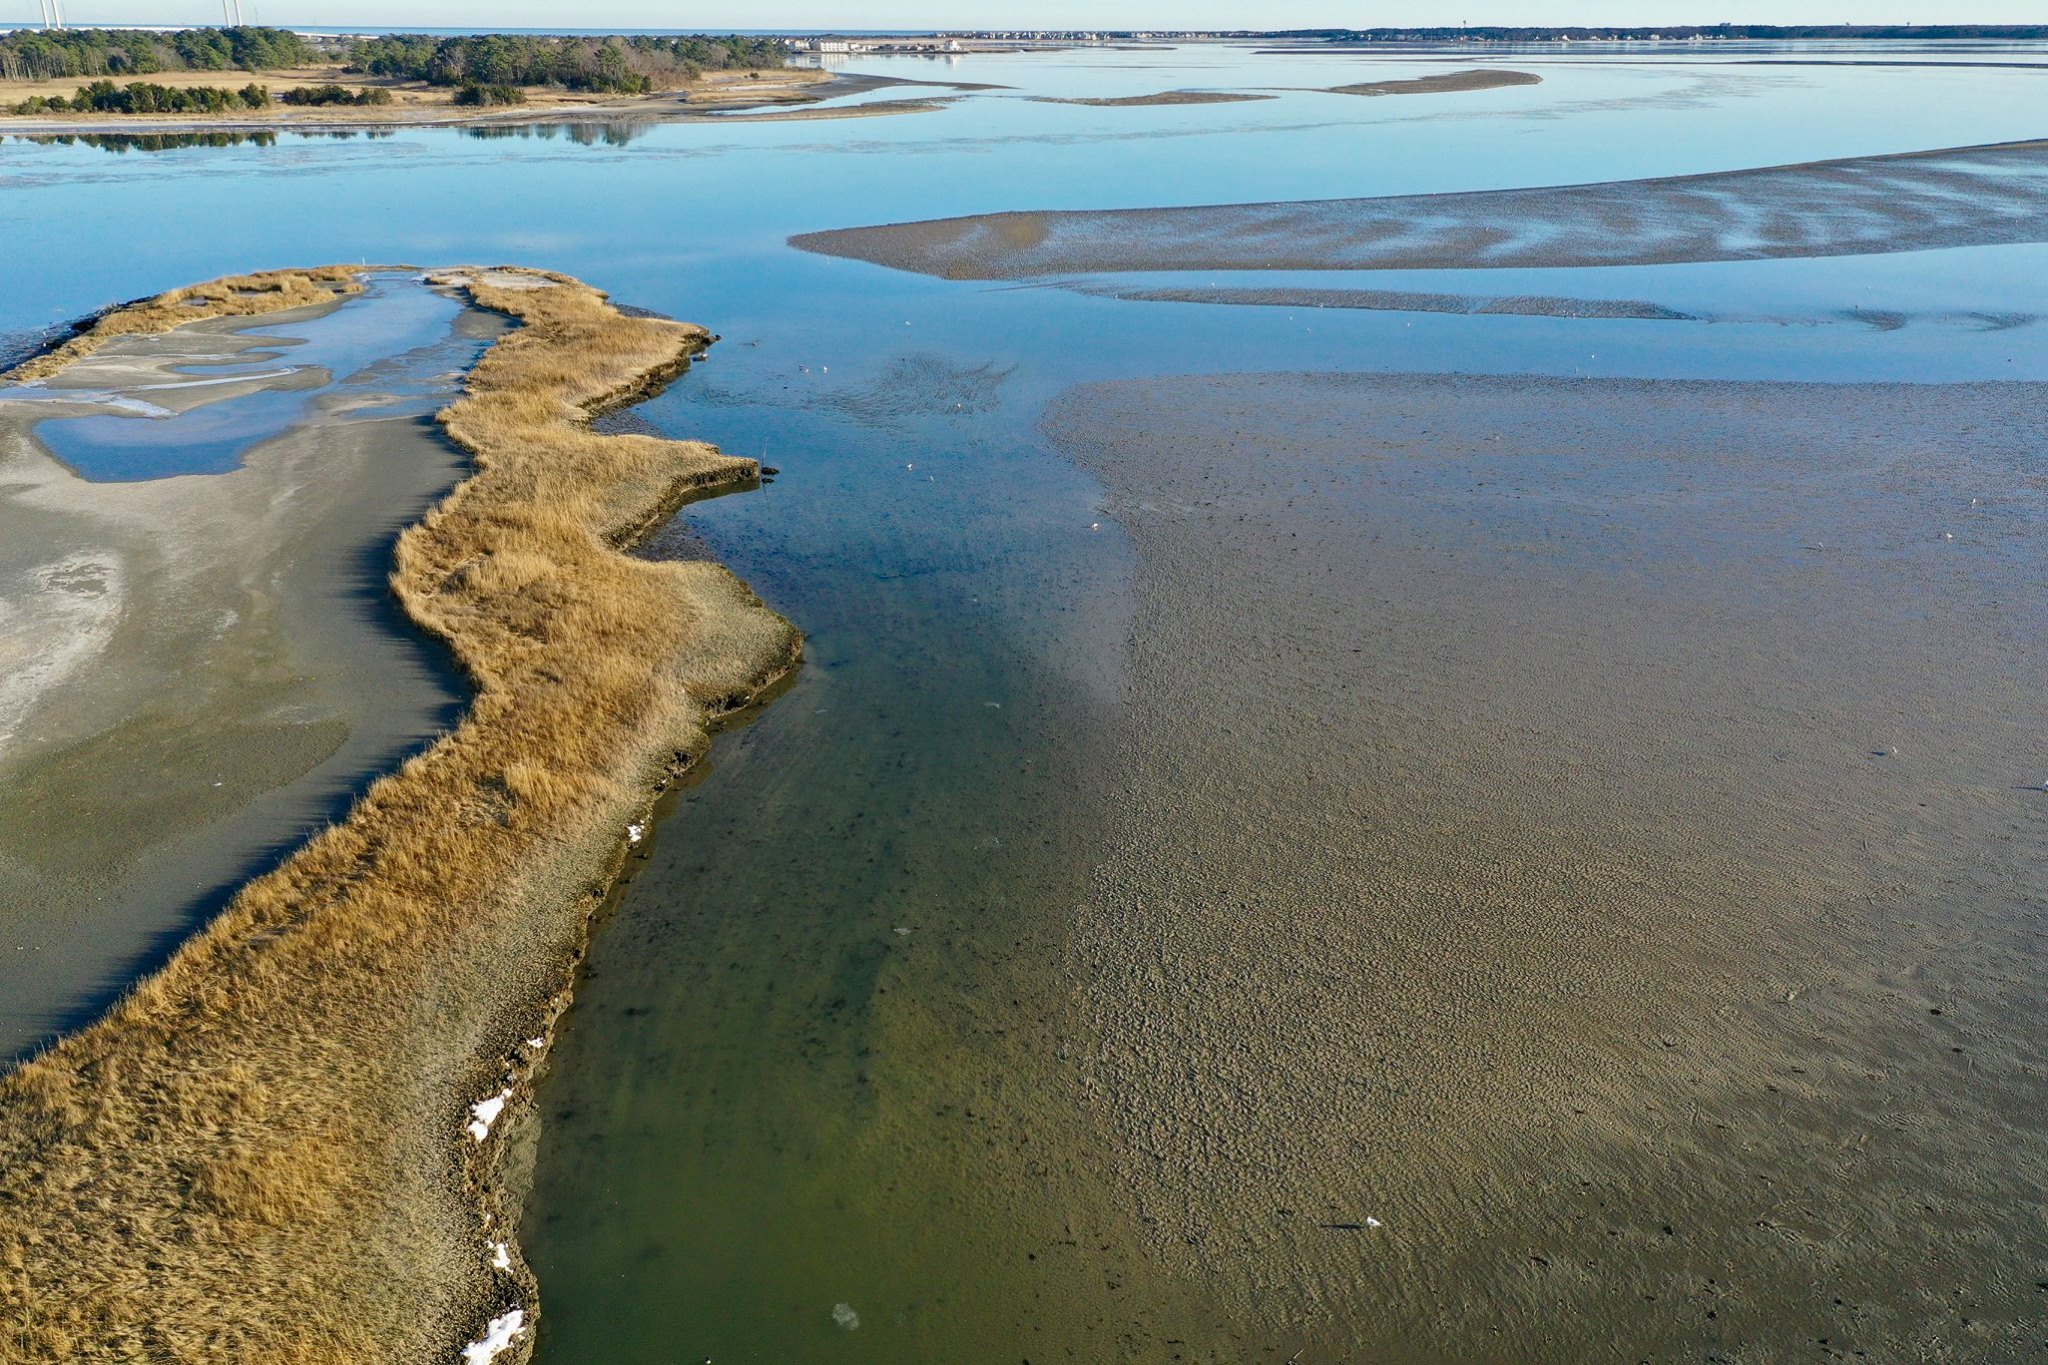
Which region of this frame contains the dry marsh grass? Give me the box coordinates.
[5,265,366,383]
[0,267,799,1363]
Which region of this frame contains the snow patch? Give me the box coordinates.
[626,822,645,845]
[461,1308,526,1364]
[466,1087,513,1142]
[490,1241,512,1272]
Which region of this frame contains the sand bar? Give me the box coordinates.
[792,138,2048,278]
[1325,67,1542,96]
[1028,90,1277,106]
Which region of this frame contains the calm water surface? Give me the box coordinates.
[4,40,2047,1361]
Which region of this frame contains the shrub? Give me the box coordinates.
[452,82,525,107]
[280,83,393,107]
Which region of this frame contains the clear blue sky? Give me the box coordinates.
[39,2,2048,28]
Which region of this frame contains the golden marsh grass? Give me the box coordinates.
[0,266,799,1363]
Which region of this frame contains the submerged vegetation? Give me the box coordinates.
[0,26,312,82]
[345,33,787,94]
[0,267,798,1363]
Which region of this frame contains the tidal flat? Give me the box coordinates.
[0,280,492,1055]
[2,35,2046,1365]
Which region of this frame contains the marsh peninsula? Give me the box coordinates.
[0,267,796,1363]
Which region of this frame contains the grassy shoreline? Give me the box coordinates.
[0,65,837,134]
[0,267,799,1363]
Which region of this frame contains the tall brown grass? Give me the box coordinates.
[0,266,799,1363]
[6,266,366,383]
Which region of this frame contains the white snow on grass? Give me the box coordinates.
[466,1087,513,1142]
[461,1308,526,1364]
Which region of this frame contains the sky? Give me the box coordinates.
[26,2,2048,29]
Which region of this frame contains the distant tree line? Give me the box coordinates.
[1275,24,2048,41]
[0,27,312,82]
[12,80,272,115]
[344,33,787,94]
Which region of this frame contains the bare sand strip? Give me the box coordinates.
[1028,90,1277,107]
[791,137,2048,279]
[1063,280,1698,319]
[1326,67,1542,96]
[0,269,797,1363]
[677,95,956,123]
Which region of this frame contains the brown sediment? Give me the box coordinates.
[1028,90,1277,107]
[676,95,956,123]
[1325,67,1542,96]
[1063,280,1698,320]
[789,137,2048,279]
[1045,370,2048,1358]
[0,268,798,1363]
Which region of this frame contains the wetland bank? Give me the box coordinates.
[3,35,2047,1365]
[0,267,795,1361]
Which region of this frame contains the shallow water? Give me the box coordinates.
[3,38,2047,1361]
[16,279,484,481]
[0,280,489,1057]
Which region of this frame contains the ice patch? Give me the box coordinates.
[461,1308,526,1364]
[466,1087,512,1142]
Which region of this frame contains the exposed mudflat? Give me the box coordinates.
[1326,68,1542,96]
[1029,90,1277,107]
[0,294,500,1057]
[792,138,2048,278]
[679,96,954,124]
[1041,370,2048,1358]
[1062,281,1698,320]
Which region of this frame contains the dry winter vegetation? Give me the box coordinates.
[0,266,798,1363]
[3,266,364,383]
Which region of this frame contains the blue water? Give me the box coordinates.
[15,278,485,482]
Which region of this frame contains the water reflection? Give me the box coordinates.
[10,127,403,154]
[463,119,650,146]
